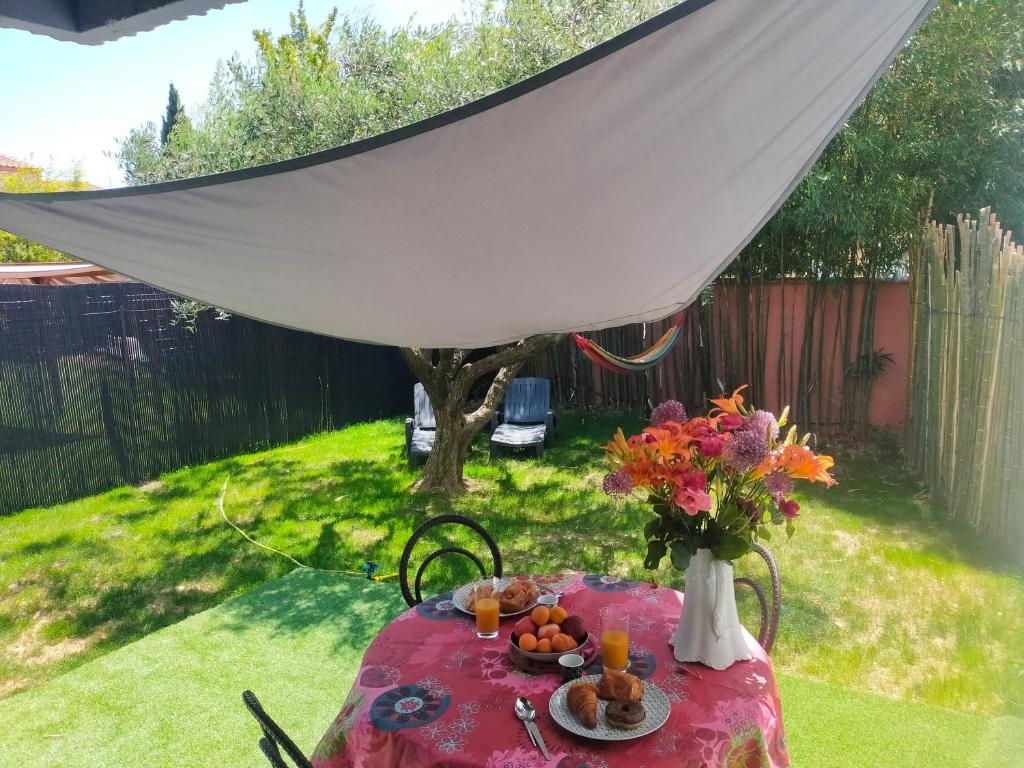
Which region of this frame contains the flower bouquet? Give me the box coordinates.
[601,387,836,667]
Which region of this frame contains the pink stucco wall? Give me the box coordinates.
[710,280,910,431]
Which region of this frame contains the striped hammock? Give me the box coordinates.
[571,312,685,374]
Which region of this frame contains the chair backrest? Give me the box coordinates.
[413,383,436,429]
[399,514,503,607]
[503,377,550,424]
[243,690,313,768]
[733,543,781,653]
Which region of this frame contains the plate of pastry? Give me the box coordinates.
[451,577,543,617]
[548,669,671,741]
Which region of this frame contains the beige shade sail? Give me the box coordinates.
[0,0,936,348]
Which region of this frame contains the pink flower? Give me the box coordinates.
[674,485,713,516]
[779,498,800,518]
[676,467,708,491]
[719,413,745,431]
[699,435,724,457]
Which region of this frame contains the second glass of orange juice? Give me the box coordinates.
[600,605,630,670]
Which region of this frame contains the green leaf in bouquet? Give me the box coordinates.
[713,531,751,561]
[644,540,667,569]
[643,517,664,540]
[756,525,772,541]
[669,539,696,571]
[786,519,796,539]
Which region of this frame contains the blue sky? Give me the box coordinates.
[0,1,465,188]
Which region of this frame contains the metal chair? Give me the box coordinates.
[242,690,313,768]
[733,543,782,653]
[399,514,503,607]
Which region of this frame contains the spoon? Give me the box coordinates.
[516,697,550,760]
[514,697,538,749]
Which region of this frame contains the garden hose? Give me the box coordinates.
[217,472,396,582]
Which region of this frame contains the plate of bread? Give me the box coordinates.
[549,669,670,741]
[451,577,542,617]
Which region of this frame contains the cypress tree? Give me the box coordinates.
[160,83,185,146]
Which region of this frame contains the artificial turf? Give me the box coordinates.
[1,569,1018,768]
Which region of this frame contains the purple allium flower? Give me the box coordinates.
[650,400,687,426]
[723,429,771,472]
[602,470,634,498]
[763,470,794,501]
[745,410,780,441]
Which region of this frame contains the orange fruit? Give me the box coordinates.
[535,638,553,654]
[518,633,538,652]
[551,633,577,652]
[530,606,551,626]
[549,606,568,625]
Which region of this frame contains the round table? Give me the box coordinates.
[311,573,789,768]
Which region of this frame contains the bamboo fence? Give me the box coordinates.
[907,209,1023,559]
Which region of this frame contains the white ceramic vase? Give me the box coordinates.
[671,548,753,669]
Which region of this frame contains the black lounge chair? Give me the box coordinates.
[490,377,556,458]
[404,383,436,468]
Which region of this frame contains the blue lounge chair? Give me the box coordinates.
[405,383,436,468]
[490,377,556,458]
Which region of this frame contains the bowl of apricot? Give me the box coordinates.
[510,604,590,662]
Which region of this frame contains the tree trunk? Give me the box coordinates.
[400,335,563,494]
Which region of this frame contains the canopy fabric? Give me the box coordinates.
[0,0,936,348]
[0,1,237,44]
[572,312,686,374]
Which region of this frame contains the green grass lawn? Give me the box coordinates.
[1,412,1022,726]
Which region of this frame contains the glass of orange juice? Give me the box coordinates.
[600,605,630,670]
[474,579,500,639]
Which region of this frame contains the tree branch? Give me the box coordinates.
[455,334,564,395]
[464,362,523,435]
[399,347,434,385]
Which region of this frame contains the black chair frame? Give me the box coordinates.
[243,690,313,768]
[399,514,503,607]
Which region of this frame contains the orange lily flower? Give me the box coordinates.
[709,385,749,416]
[776,444,836,486]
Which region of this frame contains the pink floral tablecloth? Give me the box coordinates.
[312,573,788,768]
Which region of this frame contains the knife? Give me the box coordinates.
[528,721,550,761]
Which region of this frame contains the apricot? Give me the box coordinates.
[518,633,538,652]
[530,606,551,626]
[549,606,568,625]
[551,633,577,652]
[537,623,561,640]
[535,638,553,653]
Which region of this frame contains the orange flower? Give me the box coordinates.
[642,423,696,461]
[776,445,836,486]
[709,385,749,416]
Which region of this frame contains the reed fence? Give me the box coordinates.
[907,209,1023,559]
[0,283,413,513]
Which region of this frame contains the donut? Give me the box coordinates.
[604,700,646,730]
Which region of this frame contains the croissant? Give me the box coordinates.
[597,669,644,703]
[566,683,599,728]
